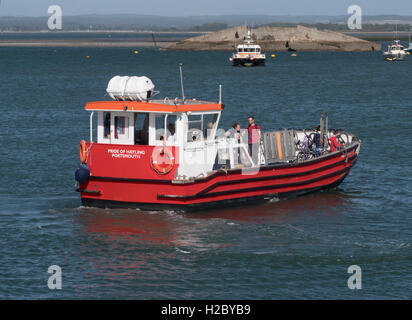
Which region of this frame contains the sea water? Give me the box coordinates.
[0,43,411,299]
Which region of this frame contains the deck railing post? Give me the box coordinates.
[229,143,234,168]
[90,112,94,142]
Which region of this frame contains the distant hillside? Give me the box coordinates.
[0,14,411,32]
[166,25,381,52]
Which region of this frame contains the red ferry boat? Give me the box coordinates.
[75,76,361,211]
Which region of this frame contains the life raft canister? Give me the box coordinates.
[151,147,174,175]
[79,140,87,164]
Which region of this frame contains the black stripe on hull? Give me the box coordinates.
[158,153,357,200]
[81,171,349,212]
[232,58,265,66]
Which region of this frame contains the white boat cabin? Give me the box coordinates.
[233,29,265,59]
[388,40,405,51]
[236,44,262,54]
[86,97,258,179]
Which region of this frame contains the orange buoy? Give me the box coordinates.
[79,140,88,163]
[150,147,174,175]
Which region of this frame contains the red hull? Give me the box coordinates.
[78,142,360,211]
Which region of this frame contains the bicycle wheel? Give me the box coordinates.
[337,132,349,145]
[297,151,307,161]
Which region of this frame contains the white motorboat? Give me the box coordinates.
[229,29,266,67]
[384,40,407,61]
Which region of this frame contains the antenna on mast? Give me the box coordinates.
[152,33,158,49]
[179,63,185,103]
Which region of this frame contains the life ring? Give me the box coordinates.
[79,140,87,164]
[151,147,174,175]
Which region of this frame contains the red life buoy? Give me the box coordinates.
[79,140,87,164]
[151,147,174,175]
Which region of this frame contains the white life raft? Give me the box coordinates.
[106,76,155,101]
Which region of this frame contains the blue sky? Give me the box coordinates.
[0,0,411,16]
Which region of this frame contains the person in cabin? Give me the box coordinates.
[104,112,111,138]
[242,116,261,164]
[329,130,343,153]
[167,123,176,144]
[312,125,323,157]
[205,122,214,139]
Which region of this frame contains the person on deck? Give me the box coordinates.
[225,123,241,141]
[312,125,323,157]
[226,123,243,164]
[242,116,261,164]
[329,130,343,153]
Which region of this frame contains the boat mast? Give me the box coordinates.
[179,63,185,103]
[245,25,252,44]
[152,33,158,49]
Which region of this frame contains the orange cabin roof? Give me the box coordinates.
[85,100,223,113]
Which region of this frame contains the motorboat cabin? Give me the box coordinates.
[230,29,266,66]
[384,40,407,61]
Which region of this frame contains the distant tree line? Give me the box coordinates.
[0,15,229,32]
[0,15,410,32]
[189,23,228,31]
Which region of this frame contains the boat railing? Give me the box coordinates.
[216,137,257,167]
[149,98,216,106]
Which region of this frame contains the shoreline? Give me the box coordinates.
[0,31,407,48]
[343,31,412,41]
[0,40,384,51]
[0,31,404,49]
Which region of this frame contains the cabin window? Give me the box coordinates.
[188,114,202,130]
[134,113,149,145]
[153,114,178,143]
[155,114,166,141]
[186,113,219,142]
[238,48,243,52]
[166,115,177,143]
[187,114,204,142]
[203,113,219,140]
[114,116,129,139]
[103,112,111,139]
